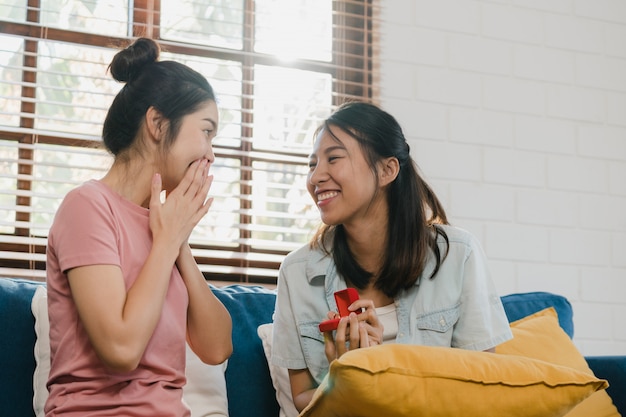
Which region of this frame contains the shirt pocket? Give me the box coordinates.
[298,321,328,385]
[414,304,460,346]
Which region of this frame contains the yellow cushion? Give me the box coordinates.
[496,307,621,417]
[299,343,607,417]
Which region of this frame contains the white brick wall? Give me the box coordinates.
[379,1,626,355]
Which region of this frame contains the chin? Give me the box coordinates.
[319,215,340,226]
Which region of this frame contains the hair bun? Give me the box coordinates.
[108,38,161,83]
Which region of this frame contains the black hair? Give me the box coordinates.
[312,101,450,298]
[102,38,216,156]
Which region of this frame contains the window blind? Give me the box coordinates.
[0,0,376,284]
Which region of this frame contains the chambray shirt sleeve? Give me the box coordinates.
[452,233,513,351]
[271,258,308,370]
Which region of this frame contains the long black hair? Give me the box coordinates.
[312,102,450,298]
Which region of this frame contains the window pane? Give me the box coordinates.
[0,139,19,234]
[0,0,27,23]
[160,0,244,50]
[251,161,319,250]
[36,42,118,137]
[40,0,128,37]
[253,65,332,153]
[0,36,23,128]
[31,144,112,235]
[255,0,333,61]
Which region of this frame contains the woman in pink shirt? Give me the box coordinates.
[45,37,232,416]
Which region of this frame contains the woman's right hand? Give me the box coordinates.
[149,158,213,249]
[323,298,384,363]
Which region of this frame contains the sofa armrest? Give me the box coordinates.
[586,355,626,415]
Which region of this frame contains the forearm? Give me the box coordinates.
[124,240,180,326]
[177,245,232,364]
[288,368,319,412]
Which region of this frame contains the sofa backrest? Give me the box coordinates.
[0,278,44,417]
[500,291,574,338]
[210,284,280,417]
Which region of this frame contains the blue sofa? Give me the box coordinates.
[1,278,624,417]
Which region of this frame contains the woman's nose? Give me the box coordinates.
[205,145,215,163]
[308,163,327,185]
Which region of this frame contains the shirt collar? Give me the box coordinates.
[306,246,332,283]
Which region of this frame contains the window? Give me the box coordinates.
[0,0,375,284]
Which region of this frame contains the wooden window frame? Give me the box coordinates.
[0,0,375,284]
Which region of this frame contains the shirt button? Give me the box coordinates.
[439,317,446,326]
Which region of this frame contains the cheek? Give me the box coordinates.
[306,180,315,197]
[173,136,202,162]
[161,152,188,183]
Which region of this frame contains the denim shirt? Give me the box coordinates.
[271,225,513,385]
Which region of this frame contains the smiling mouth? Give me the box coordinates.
[317,191,338,202]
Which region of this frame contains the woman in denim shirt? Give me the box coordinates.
[271,102,513,412]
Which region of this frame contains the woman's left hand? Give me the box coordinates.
[150,159,213,251]
[323,298,384,363]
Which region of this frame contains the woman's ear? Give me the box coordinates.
[379,157,400,186]
[145,106,165,142]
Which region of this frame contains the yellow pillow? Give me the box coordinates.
[496,307,621,417]
[299,343,607,417]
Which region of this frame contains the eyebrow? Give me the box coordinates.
[203,118,218,129]
[308,145,346,159]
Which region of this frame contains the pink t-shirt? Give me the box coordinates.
[45,180,190,417]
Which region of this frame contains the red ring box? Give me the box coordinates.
[318,288,361,332]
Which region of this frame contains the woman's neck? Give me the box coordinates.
[100,160,155,207]
[343,194,389,272]
[343,221,396,307]
[344,217,387,277]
